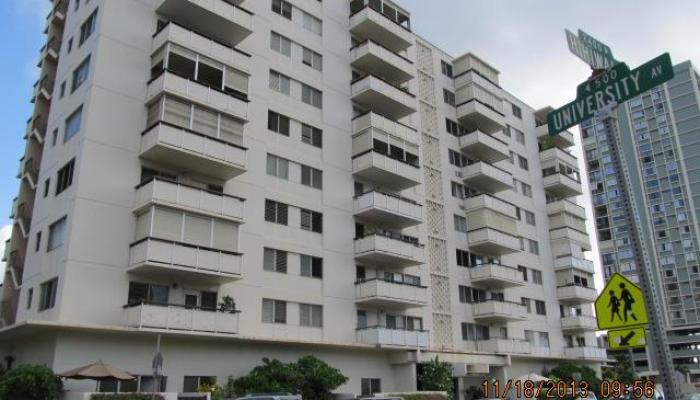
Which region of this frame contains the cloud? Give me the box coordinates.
[0,225,13,277]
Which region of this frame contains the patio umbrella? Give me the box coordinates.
[57,360,135,381]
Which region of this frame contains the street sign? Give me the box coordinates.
[595,273,649,330]
[566,29,617,69]
[547,52,674,136]
[608,327,647,350]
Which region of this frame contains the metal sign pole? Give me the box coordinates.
[598,105,680,399]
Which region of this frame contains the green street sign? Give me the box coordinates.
[566,29,617,69]
[548,52,674,136]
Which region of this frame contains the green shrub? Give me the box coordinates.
[385,391,449,400]
[91,394,165,400]
[0,364,63,400]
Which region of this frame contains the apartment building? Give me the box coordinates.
[576,61,700,383]
[0,0,603,397]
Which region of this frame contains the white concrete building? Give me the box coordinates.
[0,0,604,397]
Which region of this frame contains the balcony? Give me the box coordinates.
[472,300,527,323]
[351,75,417,121]
[125,303,240,334]
[2,240,10,262]
[476,338,531,354]
[135,178,244,223]
[356,327,429,348]
[354,233,425,268]
[18,157,39,189]
[38,37,61,67]
[462,162,512,193]
[550,227,591,251]
[355,279,427,308]
[457,100,505,135]
[561,315,598,332]
[469,264,525,289]
[26,117,47,144]
[546,200,586,220]
[564,346,607,361]
[465,194,517,219]
[155,0,253,47]
[352,112,419,145]
[140,122,247,180]
[349,5,413,53]
[47,0,67,26]
[13,203,32,239]
[147,70,247,120]
[354,191,422,229]
[32,75,54,103]
[554,256,596,274]
[536,124,575,149]
[350,40,414,85]
[128,238,242,285]
[467,228,520,256]
[153,21,250,74]
[458,130,509,163]
[557,284,598,304]
[543,172,583,198]
[540,147,578,170]
[352,151,421,191]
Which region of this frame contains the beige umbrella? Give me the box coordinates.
[57,360,135,381]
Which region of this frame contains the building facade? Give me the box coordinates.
[580,61,700,384]
[0,0,603,397]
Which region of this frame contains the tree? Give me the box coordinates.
[418,357,454,399]
[602,353,636,384]
[0,364,63,400]
[232,356,348,400]
[547,362,601,396]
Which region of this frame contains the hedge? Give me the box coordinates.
[91,394,166,400]
[384,391,449,400]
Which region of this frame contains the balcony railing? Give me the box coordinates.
[464,193,517,219]
[462,162,513,193]
[47,0,67,25]
[472,299,527,322]
[356,326,429,348]
[554,256,595,274]
[350,40,414,85]
[561,315,598,332]
[543,171,583,198]
[352,111,418,146]
[355,278,428,308]
[354,232,425,268]
[352,150,421,191]
[467,227,520,256]
[550,227,591,251]
[469,263,525,288]
[124,302,240,334]
[459,130,509,163]
[350,74,417,120]
[546,199,586,219]
[557,284,598,304]
[476,338,531,354]
[135,177,245,223]
[128,237,243,284]
[564,346,607,361]
[349,2,413,53]
[353,190,422,229]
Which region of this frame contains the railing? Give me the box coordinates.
[352,149,420,169]
[351,73,415,98]
[46,0,67,21]
[543,169,582,184]
[355,277,425,289]
[124,301,240,334]
[149,67,249,103]
[356,230,422,248]
[350,39,413,65]
[349,2,411,32]
[464,193,516,217]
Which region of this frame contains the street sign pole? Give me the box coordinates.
[598,108,680,399]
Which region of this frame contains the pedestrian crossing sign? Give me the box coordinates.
[595,273,649,330]
[608,327,647,350]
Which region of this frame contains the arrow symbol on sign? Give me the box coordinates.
[619,331,636,346]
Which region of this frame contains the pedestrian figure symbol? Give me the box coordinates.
[608,290,622,322]
[619,283,638,322]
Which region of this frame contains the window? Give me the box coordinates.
[301,124,322,148]
[72,55,91,92]
[518,266,528,282]
[521,182,532,198]
[299,303,323,327]
[448,149,467,167]
[265,200,288,225]
[56,159,75,195]
[127,282,169,305]
[64,106,83,142]
[538,331,550,347]
[456,249,470,267]
[303,12,322,35]
[269,70,291,94]
[272,0,292,19]
[99,375,167,393]
[74,0,80,11]
[302,84,323,108]
[512,104,522,119]
[183,377,216,393]
[26,288,33,309]
[531,269,543,285]
[458,286,486,303]
[361,379,381,396]
[300,209,323,233]
[461,323,490,341]
[445,118,465,137]
[39,278,58,311]
[266,154,290,180]
[441,60,453,78]
[301,165,323,189]
[52,128,58,146]
[535,300,546,315]
[518,155,529,171]
[79,9,98,45]
[262,299,287,323]
[47,216,67,251]
[268,110,291,136]
[43,179,50,197]
[443,89,455,106]
[514,128,525,144]
[528,239,539,255]
[263,248,287,273]
[300,255,323,279]
[302,47,323,71]
[524,210,536,226]
[270,32,292,56]
[454,215,468,233]
[35,231,42,252]
[521,297,531,313]
[451,182,465,199]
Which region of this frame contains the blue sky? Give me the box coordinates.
[0,0,699,280]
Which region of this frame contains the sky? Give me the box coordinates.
[0,0,699,283]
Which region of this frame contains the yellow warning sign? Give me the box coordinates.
[608,327,647,350]
[595,273,648,330]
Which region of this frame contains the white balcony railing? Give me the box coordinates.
[354,233,425,267]
[476,338,531,354]
[355,279,427,307]
[352,151,421,191]
[350,40,414,84]
[465,194,517,218]
[356,327,429,348]
[554,256,596,274]
[561,315,598,331]
[564,346,607,360]
[125,303,239,334]
[354,191,422,228]
[352,112,419,146]
[473,300,527,322]
[350,75,417,120]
